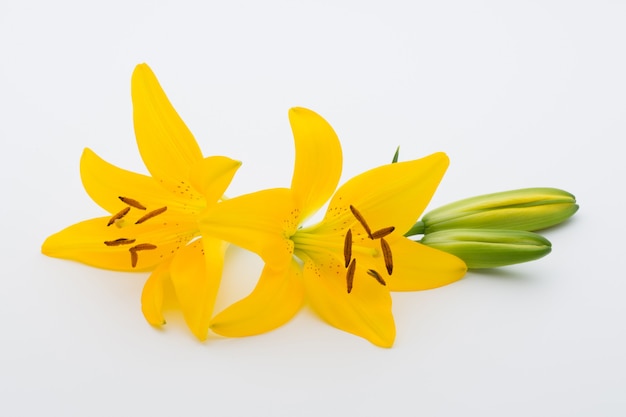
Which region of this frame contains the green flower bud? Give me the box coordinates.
[420,229,552,269]
[417,187,578,234]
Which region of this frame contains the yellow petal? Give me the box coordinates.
[41,217,198,272]
[141,257,173,326]
[325,152,449,237]
[131,63,203,191]
[302,253,396,347]
[383,237,467,291]
[200,188,296,267]
[211,260,304,337]
[170,238,226,341]
[289,107,343,221]
[80,148,199,215]
[189,156,241,203]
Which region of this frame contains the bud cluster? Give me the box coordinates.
[407,188,578,268]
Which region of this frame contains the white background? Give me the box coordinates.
[1,1,624,416]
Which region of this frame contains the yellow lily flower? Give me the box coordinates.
[200,108,467,347]
[41,64,241,340]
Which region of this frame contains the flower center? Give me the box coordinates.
[343,205,395,293]
[103,196,167,268]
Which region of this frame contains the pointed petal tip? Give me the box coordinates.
[132,62,153,78]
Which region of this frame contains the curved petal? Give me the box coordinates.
[289,107,343,221]
[302,253,395,347]
[325,152,450,237]
[80,148,196,214]
[41,217,198,272]
[189,156,241,203]
[131,63,203,190]
[170,238,226,341]
[199,188,296,267]
[385,237,467,291]
[211,260,304,337]
[141,257,173,326]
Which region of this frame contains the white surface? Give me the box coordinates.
[1,1,624,416]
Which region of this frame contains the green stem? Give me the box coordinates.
[404,220,425,237]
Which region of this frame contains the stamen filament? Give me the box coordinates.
[135,206,168,224]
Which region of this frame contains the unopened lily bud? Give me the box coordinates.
[420,229,552,269]
[418,188,578,234]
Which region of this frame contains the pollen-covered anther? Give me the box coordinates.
[107,207,130,226]
[380,238,393,275]
[135,206,168,224]
[371,226,395,240]
[129,243,157,268]
[367,269,386,286]
[119,196,147,210]
[346,258,357,293]
[349,205,372,238]
[343,229,353,268]
[104,238,136,246]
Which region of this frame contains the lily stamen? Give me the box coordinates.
[135,206,168,224]
[119,196,147,210]
[346,258,357,293]
[129,243,158,268]
[349,205,372,238]
[380,238,393,275]
[107,207,130,226]
[104,238,136,246]
[371,226,395,240]
[367,269,386,286]
[343,229,352,268]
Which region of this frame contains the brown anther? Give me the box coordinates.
[380,238,393,275]
[135,206,168,224]
[367,269,387,286]
[107,207,130,226]
[346,258,357,294]
[119,196,147,210]
[131,243,158,251]
[349,205,372,238]
[104,238,136,246]
[343,229,353,268]
[371,226,395,240]
[129,243,157,268]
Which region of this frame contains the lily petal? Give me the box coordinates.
[170,238,225,341]
[384,237,467,291]
[302,254,396,347]
[326,152,450,237]
[131,63,203,192]
[189,156,241,203]
[211,260,304,337]
[141,257,173,326]
[200,188,297,267]
[289,107,343,221]
[41,217,198,272]
[80,148,197,214]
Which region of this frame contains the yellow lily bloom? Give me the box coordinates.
[41,64,241,340]
[200,108,467,347]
